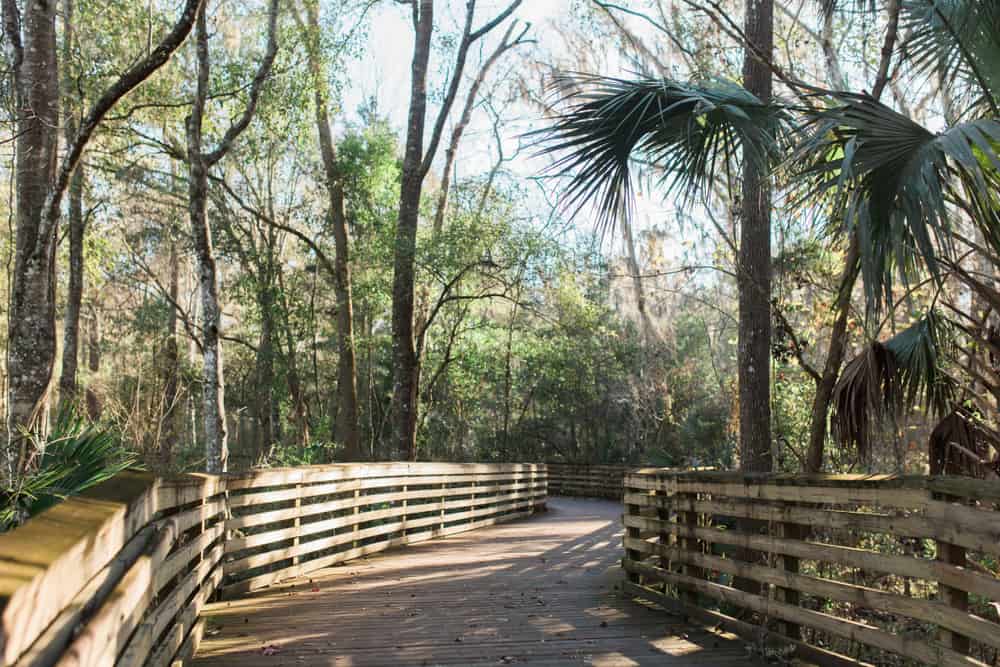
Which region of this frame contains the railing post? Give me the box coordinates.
[936,492,970,656]
[655,486,670,595]
[401,483,408,537]
[776,521,801,641]
[352,486,360,550]
[292,482,302,566]
[440,481,446,533]
[624,474,642,585]
[679,489,701,607]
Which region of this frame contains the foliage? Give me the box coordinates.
[0,411,138,531]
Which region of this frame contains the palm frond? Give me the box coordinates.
[831,311,955,458]
[795,92,1000,316]
[0,410,138,531]
[929,407,999,477]
[830,342,898,459]
[883,310,956,414]
[533,73,791,234]
[900,0,1000,115]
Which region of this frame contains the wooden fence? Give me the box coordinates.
[545,462,627,499]
[0,463,546,667]
[622,469,1000,667]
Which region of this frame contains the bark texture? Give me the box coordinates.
[302,0,361,460]
[738,0,774,474]
[57,0,84,411]
[390,0,435,461]
[5,0,60,475]
[185,0,279,473]
[2,0,203,479]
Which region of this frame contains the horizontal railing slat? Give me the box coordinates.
[622,469,1000,667]
[0,463,547,667]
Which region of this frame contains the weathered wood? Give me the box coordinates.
[0,462,548,667]
[625,560,985,667]
[193,498,751,667]
[622,469,1000,667]
[626,537,1000,652]
[11,525,155,667]
[0,472,158,664]
[546,462,628,499]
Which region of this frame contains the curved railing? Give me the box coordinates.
[0,463,546,667]
[622,470,1000,667]
[545,462,627,499]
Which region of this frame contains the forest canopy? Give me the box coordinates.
[0,0,997,491]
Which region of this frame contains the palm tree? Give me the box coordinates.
[536,0,1000,477]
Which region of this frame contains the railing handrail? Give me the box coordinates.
[0,462,547,667]
[623,467,1000,667]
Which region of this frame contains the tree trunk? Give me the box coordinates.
[58,166,85,410]
[805,236,859,472]
[3,0,202,478]
[254,280,276,461]
[58,0,83,413]
[738,0,774,474]
[187,7,228,473]
[5,0,60,478]
[803,1,897,472]
[85,303,102,420]
[188,151,228,473]
[159,241,181,469]
[390,0,434,462]
[301,1,361,460]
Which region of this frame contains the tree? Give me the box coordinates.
[184,0,279,473]
[538,1,1000,477]
[737,0,774,473]
[298,0,362,460]
[390,0,522,460]
[2,0,203,480]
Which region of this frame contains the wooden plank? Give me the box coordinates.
[225,495,542,575]
[0,472,158,665]
[222,508,538,596]
[117,553,223,667]
[625,493,1000,557]
[53,520,177,667]
[622,582,870,667]
[225,463,545,491]
[11,526,155,667]
[228,472,544,508]
[624,559,986,667]
[195,497,750,667]
[227,481,544,531]
[623,514,1000,602]
[625,537,1000,652]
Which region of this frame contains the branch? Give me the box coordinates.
[871,0,900,101]
[36,0,205,258]
[432,20,533,232]
[420,0,522,177]
[204,0,281,166]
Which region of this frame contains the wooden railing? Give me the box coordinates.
[0,463,546,667]
[546,462,627,499]
[623,469,1000,667]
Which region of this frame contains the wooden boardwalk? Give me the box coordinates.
[192,497,751,666]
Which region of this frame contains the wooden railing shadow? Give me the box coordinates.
[197,497,738,666]
[622,469,1000,667]
[0,463,545,667]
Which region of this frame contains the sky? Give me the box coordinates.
[338,0,689,260]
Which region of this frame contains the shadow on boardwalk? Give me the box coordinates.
[192,497,753,666]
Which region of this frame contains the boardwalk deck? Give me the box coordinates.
[192,497,751,666]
